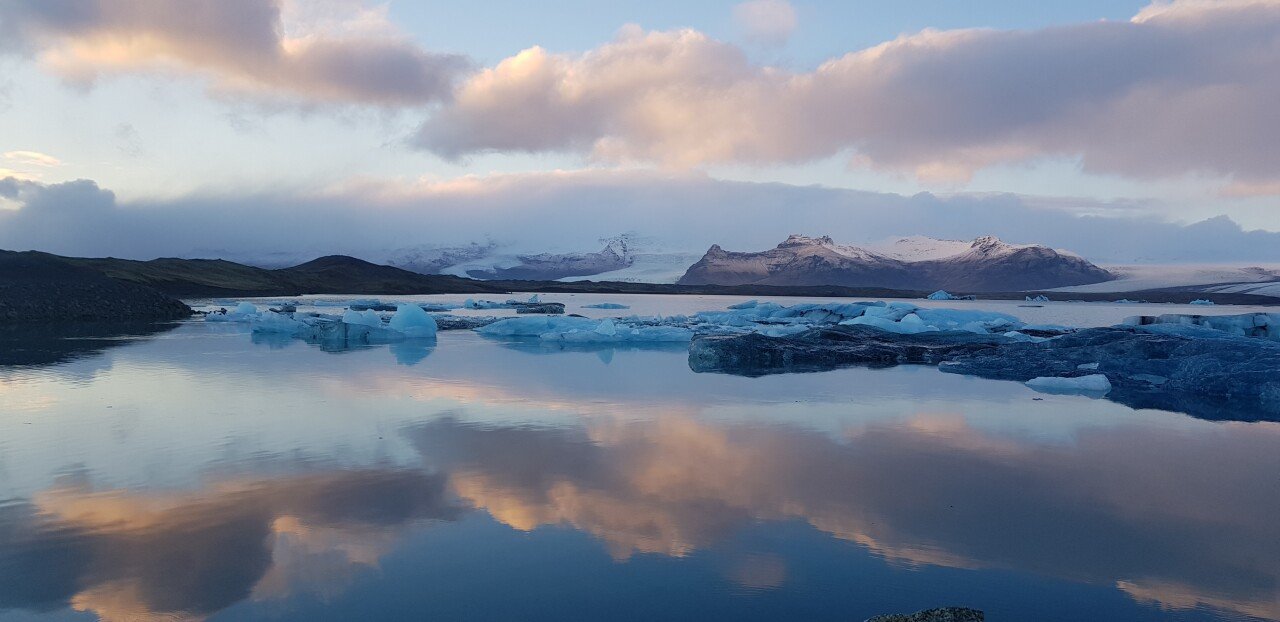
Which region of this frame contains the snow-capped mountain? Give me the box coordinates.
[678,234,1113,292]
[465,234,636,281]
[383,241,497,274]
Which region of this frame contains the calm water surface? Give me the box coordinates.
[1,295,1277,621]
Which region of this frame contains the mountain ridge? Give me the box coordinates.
[678,235,1114,291]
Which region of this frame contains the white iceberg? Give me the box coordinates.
[1025,374,1112,394]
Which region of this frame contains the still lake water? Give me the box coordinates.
[1,294,1278,621]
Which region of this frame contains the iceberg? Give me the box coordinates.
[1025,295,1050,302]
[582,302,631,309]
[1025,374,1112,395]
[927,290,957,300]
[250,311,306,334]
[1189,299,1215,305]
[389,303,438,338]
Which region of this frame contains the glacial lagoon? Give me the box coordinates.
[1,294,1277,621]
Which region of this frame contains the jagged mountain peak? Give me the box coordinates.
[780,234,836,247]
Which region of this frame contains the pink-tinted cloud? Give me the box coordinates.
[414,1,1280,187]
[0,0,467,105]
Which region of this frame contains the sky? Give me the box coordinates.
[0,0,1278,263]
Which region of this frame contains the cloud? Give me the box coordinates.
[413,1,1280,188]
[3,150,61,167]
[733,0,797,45]
[0,0,467,106]
[405,413,1280,619]
[0,468,457,619]
[1,171,1279,264]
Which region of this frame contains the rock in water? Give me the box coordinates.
[866,607,983,622]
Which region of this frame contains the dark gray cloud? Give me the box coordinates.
[1,172,1278,264]
[0,0,467,105]
[414,1,1280,186]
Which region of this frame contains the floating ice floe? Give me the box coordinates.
[1025,374,1113,395]
[1189,299,1215,305]
[204,302,259,322]
[927,290,957,300]
[476,316,693,343]
[839,304,1020,335]
[465,294,553,311]
[475,300,1029,343]
[582,302,630,309]
[1025,295,1050,302]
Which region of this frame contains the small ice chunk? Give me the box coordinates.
[728,300,759,309]
[1076,362,1100,370]
[342,309,383,328]
[1025,374,1112,394]
[1189,299,1214,305]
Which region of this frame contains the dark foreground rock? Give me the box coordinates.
[690,325,1280,421]
[866,607,983,622]
[0,250,192,322]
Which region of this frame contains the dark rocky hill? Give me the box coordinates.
[0,250,192,322]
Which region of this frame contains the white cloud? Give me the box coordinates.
[414,1,1280,190]
[733,0,798,46]
[0,0,467,106]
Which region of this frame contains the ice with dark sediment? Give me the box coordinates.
[690,323,1280,421]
